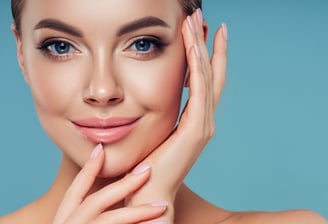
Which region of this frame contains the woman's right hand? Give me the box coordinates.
[53,144,168,224]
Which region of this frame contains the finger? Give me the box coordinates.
[53,144,104,224]
[189,10,227,111]
[92,203,167,224]
[167,11,221,170]
[191,16,214,137]
[189,10,214,114]
[211,23,228,108]
[182,10,208,60]
[181,16,195,59]
[192,9,211,66]
[184,44,206,129]
[181,13,209,135]
[68,164,152,222]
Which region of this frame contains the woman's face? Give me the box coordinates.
[16,0,186,176]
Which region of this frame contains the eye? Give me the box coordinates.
[37,39,79,60]
[131,39,154,52]
[48,41,75,55]
[126,37,166,60]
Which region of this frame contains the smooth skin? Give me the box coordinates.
[1,0,327,223]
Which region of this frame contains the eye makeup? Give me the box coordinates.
[36,38,80,61]
[125,36,168,60]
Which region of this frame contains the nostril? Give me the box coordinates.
[109,97,119,102]
[84,96,123,106]
[84,98,98,105]
[108,97,123,104]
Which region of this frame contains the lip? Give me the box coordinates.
[72,117,140,144]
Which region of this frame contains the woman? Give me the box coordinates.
[1,0,327,223]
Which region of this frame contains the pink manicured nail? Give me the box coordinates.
[90,143,103,159]
[150,200,169,207]
[194,44,201,58]
[132,163,151,174]
[187,16,196,34]
[142,220,166,224]
[222,22,228,41]
[196,8,203,25]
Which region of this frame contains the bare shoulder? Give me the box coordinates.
[0,203,41,224]
[226,210,327,224]
[0,209,26,224]
[0,212,17,224]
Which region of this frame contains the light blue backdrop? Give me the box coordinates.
[1,0,327,219]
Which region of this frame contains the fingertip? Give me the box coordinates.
[132,163,151,175]
[213,23,228,56]
[81,143,105,177]
[181,16,191,36]
[221,22,228,41]
[90,143,103,159]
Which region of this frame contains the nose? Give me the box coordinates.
[83,55,123,106]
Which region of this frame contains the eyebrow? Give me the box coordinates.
[117,16,170,36]
[34,19,83,37]
[33,16,170,38]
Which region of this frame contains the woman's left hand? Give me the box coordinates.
[125,9,227,223]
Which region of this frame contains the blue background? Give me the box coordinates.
[1,0,327,219]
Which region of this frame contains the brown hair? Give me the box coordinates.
[11,0,201,36]
[180,0,202,15]
[11,0,24,36]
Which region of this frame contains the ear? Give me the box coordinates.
[183,20,209,87]
[11,23,30,84]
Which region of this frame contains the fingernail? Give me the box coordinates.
[196,8,203,25]
[194,43,201,58]
[187,16,196,34]
[142,220,166,224]
[90,143,103,159]
[150,200,169,207]
[222,22,228,41]
[132,163,151,174]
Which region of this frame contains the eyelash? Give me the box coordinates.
[36,37,167,61]
[37,39,79,61]
[126,37,167,60]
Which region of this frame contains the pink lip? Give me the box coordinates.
[72,117,139,144]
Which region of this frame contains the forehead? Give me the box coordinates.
[22,0,184,32]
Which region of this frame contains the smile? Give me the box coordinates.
[72,117,140,144]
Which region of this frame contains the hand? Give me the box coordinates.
[125,9,227,223]
[53,144,168,224]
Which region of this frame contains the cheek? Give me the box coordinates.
[26,56,85,116]
[119,55,186,115]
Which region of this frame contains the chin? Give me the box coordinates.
[96,144,151,178]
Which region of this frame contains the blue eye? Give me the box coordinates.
[37,39,79,61]
[126,37,166,60]
[131,39,154,52]
[46,41,75,55]
[38,39,77,57]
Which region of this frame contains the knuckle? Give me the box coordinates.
[203,124,215,142]
[209,124,216,138]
